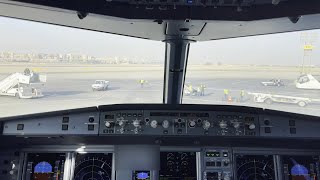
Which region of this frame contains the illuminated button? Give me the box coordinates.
[177,129,182,134]
[163,130,168,134]
[223,152,228,157]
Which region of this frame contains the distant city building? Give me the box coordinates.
[0,51,163,64]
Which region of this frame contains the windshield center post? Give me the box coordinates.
[163,39,191,104]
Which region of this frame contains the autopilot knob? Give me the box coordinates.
[219,120,228,129]
[233,122,240,129]
[118,120,125,127]
[151,120,158,128]
[133,119,141,128]
[105,121,112,128]
[189,120,196,128]
[162,120,170,129]
[248,123,256,130]
[202,120,211,130]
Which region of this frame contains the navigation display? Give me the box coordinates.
[74,153,113,180]
[25,153,65,180]
[282,155,320,180]
[236,155,275,180]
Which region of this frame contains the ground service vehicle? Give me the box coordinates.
[0,0,320,180]
[261,79,284,86]
[296,74,320,90]
[92,80,109,91]
[0,69,46,98]
[248,92,320,107]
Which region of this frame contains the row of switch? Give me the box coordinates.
[263,126,296,134]
[206,161,229,167]
[61,124,95,131]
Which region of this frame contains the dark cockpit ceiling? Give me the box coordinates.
[0,0,320,41]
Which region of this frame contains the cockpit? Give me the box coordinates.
[0,0,320,180]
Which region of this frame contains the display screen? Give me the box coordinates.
[236,155,275,180]
[74,153,113,180]
[282,155,320,180]
[133,171,150,180]
[25,153,65,180]
[160,152,197,180]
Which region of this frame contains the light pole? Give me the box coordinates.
[300,31,317,74]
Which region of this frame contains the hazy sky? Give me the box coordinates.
[0,16,319,65]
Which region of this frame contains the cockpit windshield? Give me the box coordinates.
[184,31,320,116]
[0,17,164,117]
[0,16,320,117]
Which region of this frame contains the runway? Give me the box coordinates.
[1,65,320,118]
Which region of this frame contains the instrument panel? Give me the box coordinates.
[1,148,320,180]
[2,105,320,179]
[2,104,320,140]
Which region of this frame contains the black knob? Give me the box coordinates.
[89,117,94,123]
